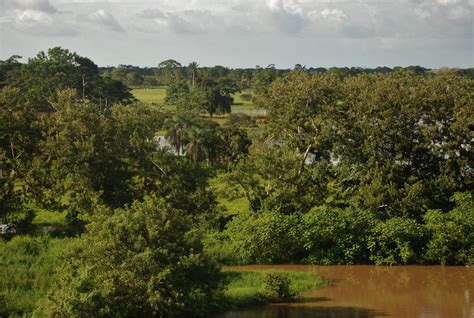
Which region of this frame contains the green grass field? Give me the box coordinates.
[132,86,167,105]
[232,89,256,111]
[131,87,259,113]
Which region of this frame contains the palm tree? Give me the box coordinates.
[185,126,211,162]
[187,62,199,87]
[164,112,203,155]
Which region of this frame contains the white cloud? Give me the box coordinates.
[321,8,347,22]
[1,0,472,67]
[10,0,56,13]
[86,9,124,32]
[17,9,53,23]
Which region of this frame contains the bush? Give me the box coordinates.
[368,217,427,265]
[37,197,221,317]
[240,93,253,101]
[261,272,294,302]
[0,236,77,317]
[302,206,376,264]
[224,211,304,264]
[424,192,474,265]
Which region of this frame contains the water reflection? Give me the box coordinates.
[222,305,387,318]
[214,265,474,318]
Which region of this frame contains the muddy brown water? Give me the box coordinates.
[214,265,473,318]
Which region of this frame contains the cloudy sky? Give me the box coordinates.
[0,0,472,68]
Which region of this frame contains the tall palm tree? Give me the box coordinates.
[164,112,201,155]
[185,126,212,162]
[187,62,199,87]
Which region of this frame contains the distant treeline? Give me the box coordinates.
[98,62,474,90]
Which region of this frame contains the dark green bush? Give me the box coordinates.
[368,217,427,265]
[302,206,376,264]
[240,93,252,101]
[261,272,294,303]
[424,192,474,265]
[225,211,304,264]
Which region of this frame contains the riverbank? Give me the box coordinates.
[215,265,474,318]
[219,269,327,311]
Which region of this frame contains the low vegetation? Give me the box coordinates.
[221,270,325,309]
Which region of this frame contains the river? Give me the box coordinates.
[215,265,473,318]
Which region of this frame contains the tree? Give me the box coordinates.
[0,87,38,222]
[165,82,189,105]
[0,55,22,88]
[188,62,199,87]
[38,197,221,317]
[14,47,133,111]
[28,89,164,220]
[157,59,182,85]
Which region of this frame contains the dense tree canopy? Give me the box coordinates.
[37,197,220,317]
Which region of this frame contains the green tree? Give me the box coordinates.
[188,62,199,87]
[37,197,221,317]
[156,59,182,85]
[0,87,38,222]
[15,47,133,111]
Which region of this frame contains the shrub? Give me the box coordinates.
[424,192,474,265]
[368,217,427,265]
[302,206,376,264]
[240,93,253,101]
[36,197,221,317]
[261,272,294,302]
[224,211,304,264]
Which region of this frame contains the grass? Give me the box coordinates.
[0,236,79,317]
[132,86,167,104]
[221,270,326,309]
[232,89,256,111]
[31,209,67,227]
[209,173,250,216]
[131,86,261,114]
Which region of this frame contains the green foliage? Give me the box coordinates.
[260,71,473,219]
[28,89,171,219]
[165,82,189,104]
[261,272,294,302]
[225,211,304,264]
[13,47,133,112]
[0,87,39,222]
[230,146,331,214]
[424,192,474,265]
[225,113,256,128]
[37,197,221,317]
[0,236,79,317]
[239,93,252,101]
[302,206,377,264]
[164,112,251,164]
[368,217,427,265]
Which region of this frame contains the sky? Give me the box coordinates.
[0,0,473,68]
